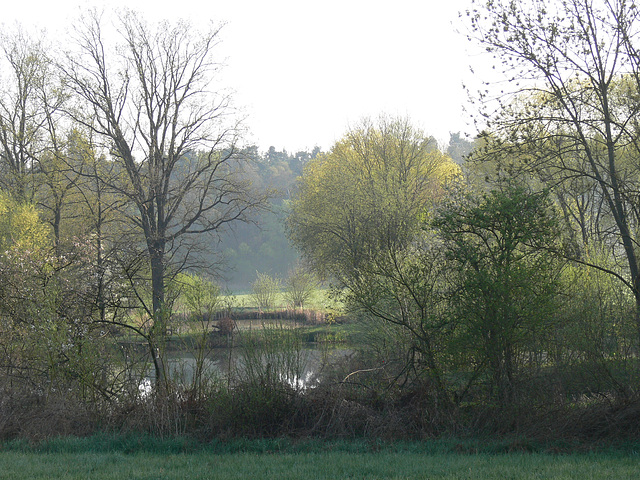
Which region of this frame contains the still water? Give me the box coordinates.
[140,347,352,395]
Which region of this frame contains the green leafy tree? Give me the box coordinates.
[0,193,115,401]
[287,115,459,282]
[0,191,48,252]
[434,184,563,405]
[287,116,459,394]
[179,273,220,395]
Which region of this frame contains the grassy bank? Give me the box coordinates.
[1,436,639,479]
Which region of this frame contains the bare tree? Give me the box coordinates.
[60,11,268,384]
[0,28,64,202]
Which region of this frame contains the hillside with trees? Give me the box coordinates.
[215,145,321,291]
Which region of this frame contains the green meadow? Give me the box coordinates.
[2,450,639,480]
[1,437,639,480]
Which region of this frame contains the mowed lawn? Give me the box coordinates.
[0,451,638,479]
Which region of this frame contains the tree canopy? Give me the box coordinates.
[287,116,459,282]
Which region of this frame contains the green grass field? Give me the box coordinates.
[1,450,638,479]
[219,288,340,312]
[1,436,639,479]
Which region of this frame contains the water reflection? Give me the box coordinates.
[141,347,352,394]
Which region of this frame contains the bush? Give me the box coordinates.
[217,316,236,336]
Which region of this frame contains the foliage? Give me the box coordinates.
[0,2,640,443]
[287,116,460,394]
[434,184,563,404]
[0,191,49,252]
[283,264,318,309]
[0,229,117,401]
[250,272,281,310]
[342,230,452,398]
[175,273,221,396]
[553,251,639,399]
[180,273,221,320]
[229,323,307,435]
[287,115,459,282]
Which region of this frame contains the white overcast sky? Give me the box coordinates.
[3,0,481,153]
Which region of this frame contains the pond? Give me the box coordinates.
[139,346,353,395]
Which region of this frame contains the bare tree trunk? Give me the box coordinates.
[149,241,167,386]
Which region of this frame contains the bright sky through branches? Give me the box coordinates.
[3,0,479,152]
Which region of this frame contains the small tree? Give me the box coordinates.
[182,273,220,323]
[283,264,318,309]
[251,272,281,311]
[180,273,220,395]
[434,184,563,405]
